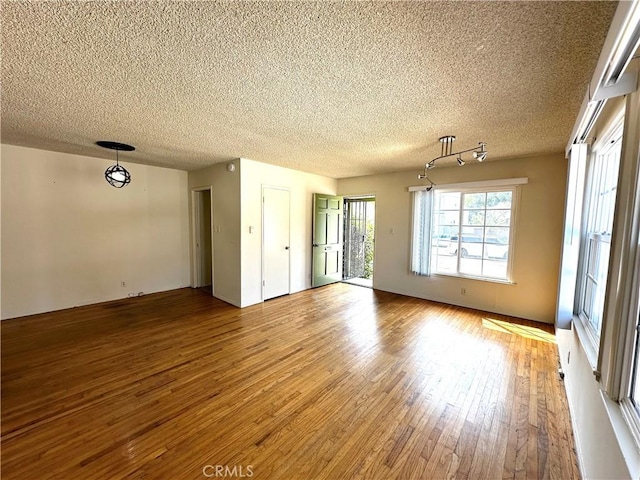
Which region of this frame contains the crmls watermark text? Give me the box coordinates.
[202,465,254,478]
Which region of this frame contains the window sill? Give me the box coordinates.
[432,272,516,285]
[572,314,600,375]
[602,394,640,479]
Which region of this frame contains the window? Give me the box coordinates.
[430,187,516,282]
[619,244,640,447]
[571,99,640,457]
[630,303,640,410]
[577,125,623,346]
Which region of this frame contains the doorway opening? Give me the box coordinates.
[343,196,375,288]
[192,187,213,295]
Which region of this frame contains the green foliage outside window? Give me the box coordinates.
[363,220,375,279]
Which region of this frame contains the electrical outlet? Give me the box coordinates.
[461,288,466,295]
[121,281,126,287]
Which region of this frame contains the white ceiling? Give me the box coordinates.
[1,1,616,178]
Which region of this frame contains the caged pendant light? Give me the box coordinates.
[97,140,134,188]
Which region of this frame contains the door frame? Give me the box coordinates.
[343,194,376,281]
[262,185,291,301]
[191,186,214,290]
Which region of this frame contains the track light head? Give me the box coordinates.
[457,157,465,166]
[473,151,487,162]
[474,141,487,161]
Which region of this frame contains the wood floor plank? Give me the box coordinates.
[1,284,579,479]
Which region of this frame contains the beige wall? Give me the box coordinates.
[1,144,190,319]
[188,161,242,306]
[239,158,337,307]
[2,145,565,324]
[338,153,567,323]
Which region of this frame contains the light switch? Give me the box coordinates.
[249,226,255,234]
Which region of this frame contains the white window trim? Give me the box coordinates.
[573,312,601,373]
[594,81,640,474]
[408,177,528,192]
[575,116,625,354]
[427,182,523,284]
[604,394,640,479]
[615,189,640,432]
[621,398,640,452]
[432,270,517,286]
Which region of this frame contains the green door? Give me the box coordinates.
[312,194,344,287]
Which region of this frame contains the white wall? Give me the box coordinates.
[188,161,242,306]
[556,327,629,479]
[337,153,567,324]
[239,158,337,307]
[1,144,190,319]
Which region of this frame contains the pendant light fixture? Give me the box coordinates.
[97,141,134,188]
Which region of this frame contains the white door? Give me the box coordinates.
[263,187,290,300]
[192,188,213,291]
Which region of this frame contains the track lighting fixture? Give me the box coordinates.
[97,141,134,188]
[417,136,487,181]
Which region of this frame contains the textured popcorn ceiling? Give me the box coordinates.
[1,1,616,178]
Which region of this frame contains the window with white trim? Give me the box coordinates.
[430,187,517,282]
[577,123,623,348]
[618,222,640,448]
[618,152,640,447]
[629,301,640,411]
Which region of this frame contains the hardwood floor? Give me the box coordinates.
[1,284,579,479]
